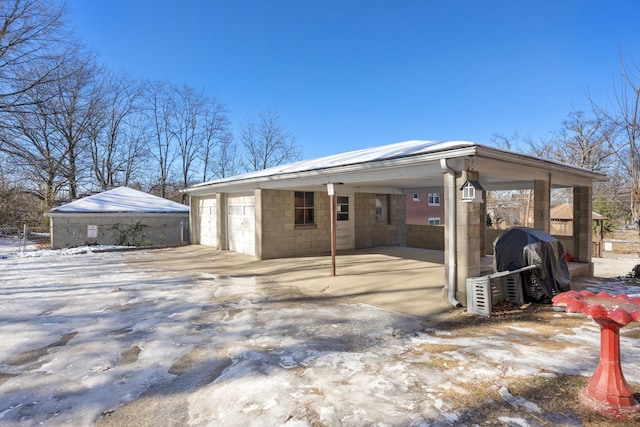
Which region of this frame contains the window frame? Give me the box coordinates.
[294,191,315,225]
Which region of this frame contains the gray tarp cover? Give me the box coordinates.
[493,227,571,302]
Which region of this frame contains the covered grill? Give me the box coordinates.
[493,226,571,303]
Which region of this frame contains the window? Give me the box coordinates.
[428,217,441,225]
[337,196,349,221]
[412,193,420,201]
[294,191,314,225]
[428,193,440,206]
[375,194,389,224]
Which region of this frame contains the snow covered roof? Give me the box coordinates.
[192,140,472,188]
[45,187,189,215]
[185,139,606,195]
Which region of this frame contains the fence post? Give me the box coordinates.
[21,224,28,252]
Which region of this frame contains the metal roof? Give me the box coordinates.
[185,140,607,196]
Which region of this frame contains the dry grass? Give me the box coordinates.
[422,304,640,426]
[450,374,634,426]
[606,230,640,255]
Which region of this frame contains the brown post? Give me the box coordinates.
[330,193,336,276]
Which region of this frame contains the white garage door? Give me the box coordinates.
[198,197,217,246]
[227,193,255,256]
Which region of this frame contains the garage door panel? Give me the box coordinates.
[227,193,255,256]
[198,197,217,246]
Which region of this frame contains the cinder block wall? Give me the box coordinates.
[406,224,445,250]
[260,189,331,259]
[354,193,405,248]
[50,214,189,249]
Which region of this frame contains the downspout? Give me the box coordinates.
[440,158,462,307]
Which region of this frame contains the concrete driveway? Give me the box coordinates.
[125,245,456,320]
[125,245,636,321]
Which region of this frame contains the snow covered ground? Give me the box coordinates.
[1,240,640,426]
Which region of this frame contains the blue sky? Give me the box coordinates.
[66,0,640,160]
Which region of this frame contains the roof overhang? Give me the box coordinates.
[184,141,607,197]
[45,211,189,218]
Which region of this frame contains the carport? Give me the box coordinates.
[185,140,605,307]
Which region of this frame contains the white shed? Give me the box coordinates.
[44,187,189,249]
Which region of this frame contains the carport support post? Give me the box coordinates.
[534,178,551,234]
[189,195,200,244]
[328,185,336,276]
[455,169,483,304]
[573,186,593,269]
[443,166,482,306]
[218,193,228,250]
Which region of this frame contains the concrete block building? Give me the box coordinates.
[185,140,605,307]
[45,187,189,249]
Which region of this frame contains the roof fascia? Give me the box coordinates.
[45,211,189,217]
[474,146,607,182]
[186,147,476,196]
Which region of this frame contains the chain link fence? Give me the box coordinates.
[0,225,51,252]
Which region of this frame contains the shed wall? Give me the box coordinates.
[49,214,189,249]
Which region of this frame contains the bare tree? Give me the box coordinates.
[0,0,70,117]
[208,131,239,179]
[490,132,518,150]
[88,70,144,189]
[240,109,301,171]
[0,81,68,206]
[46,49,104,199]
[201,96,230,182]
[144,80,176,198]
[591,53,640,219]
[170,84,206,191]
[529,111,613,172]
[119,115,151,188]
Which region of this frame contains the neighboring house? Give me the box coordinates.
[550,202,606,258]
[44,187,189,249]
[406,192,445,225]
[184,140,605,307]
[550,203,604,236]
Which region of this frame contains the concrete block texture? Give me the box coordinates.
[50,214,189,249]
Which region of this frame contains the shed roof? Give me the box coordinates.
[550,203,605,220]
[45,187,189,215]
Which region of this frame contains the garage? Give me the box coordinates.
[227,193,255,256]
[185,140,604,306]
[198,197,217,246]
[44,186,189,249]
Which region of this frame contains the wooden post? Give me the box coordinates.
[328,184,336,276]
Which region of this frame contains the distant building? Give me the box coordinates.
[550,203,604,236]
[406,192,445,225]
[44,187,189,249]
